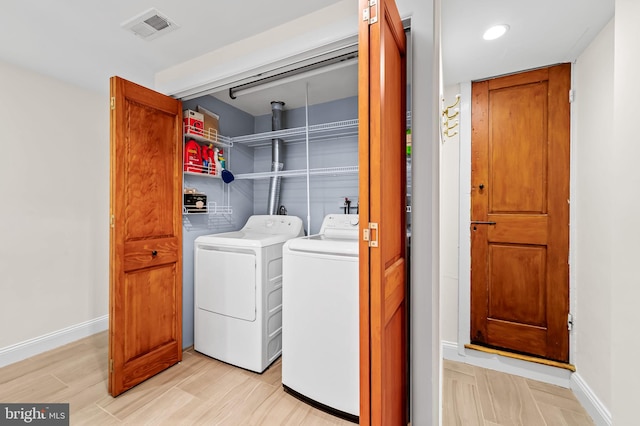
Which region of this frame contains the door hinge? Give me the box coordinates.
[363,222,379,247]
[568,313,574,331]
[110,214,115,228]
[110,96,115,110]
[363,0,378,24]
[110,359,114,373]
[569,89,575,103]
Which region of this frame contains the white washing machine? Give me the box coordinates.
[194,215,304,373]
[282,214,359,422]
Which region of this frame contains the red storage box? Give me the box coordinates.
[184,110,204,136]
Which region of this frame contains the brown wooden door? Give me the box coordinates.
[358,0,407,423]
[470,64,571,362]
[109,76,183,396]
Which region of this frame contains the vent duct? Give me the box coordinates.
[121,8,179,41]
[267,101,285,215]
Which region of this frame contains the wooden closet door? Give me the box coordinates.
[109,76,183,396]
[470,64,571,362]
[358,0,408,423]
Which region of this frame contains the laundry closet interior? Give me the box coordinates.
[176,31,411,421]
[180,41,408,332]
[183,55,346,335]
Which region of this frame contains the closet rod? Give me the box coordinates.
[229,53,358,99]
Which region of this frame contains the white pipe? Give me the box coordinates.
[305,84,311,235]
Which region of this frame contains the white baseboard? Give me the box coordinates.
[442,341,611,426]
[571,372,612,426]
[0,315,108,368]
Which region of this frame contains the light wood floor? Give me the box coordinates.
[443,359,594,425]
[0,332,593,425]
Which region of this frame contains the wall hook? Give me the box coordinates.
[441,94,461,141]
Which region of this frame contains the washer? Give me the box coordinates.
[282,214,359,422]
[194,215,304,373]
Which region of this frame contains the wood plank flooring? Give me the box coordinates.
[443,359,594,425]
[0,332,594,425]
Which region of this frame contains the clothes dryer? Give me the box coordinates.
[282,214,359,422]
[194,215,304,373]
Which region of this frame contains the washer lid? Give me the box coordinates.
[285,234,358,256]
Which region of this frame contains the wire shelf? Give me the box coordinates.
[190,114,411,148]
[182,201,234,230]
[184,168,222,178]
[182,201,233,216]
[234,166,359,180]
[231,119,359,146]
[184,125,233,147]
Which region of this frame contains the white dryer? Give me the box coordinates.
[194,215,304,373]
[282,214,359,422]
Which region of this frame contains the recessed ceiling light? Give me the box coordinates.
[483,24,510,41]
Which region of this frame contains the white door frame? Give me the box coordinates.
[453,77,578,385]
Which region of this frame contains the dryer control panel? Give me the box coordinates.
[242,215,304,237]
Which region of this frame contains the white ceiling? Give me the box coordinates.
[0,0,343,94]
[0,0,614,116]
[441,0,614,85]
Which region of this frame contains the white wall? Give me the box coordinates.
[0,61,109,351]
[612,0,640,423]
[572,19,614,415]
[440,84,460,344]
[398,1,440,424]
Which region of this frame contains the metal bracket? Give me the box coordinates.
[363,0,378,24]
[369,0,378,24]
[363,222,379,247]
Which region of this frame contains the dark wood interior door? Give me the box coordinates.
[358,0,407,423]
[109,76,183,396]
[470,64,571,362]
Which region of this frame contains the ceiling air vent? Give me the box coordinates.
[121,8,179,41]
